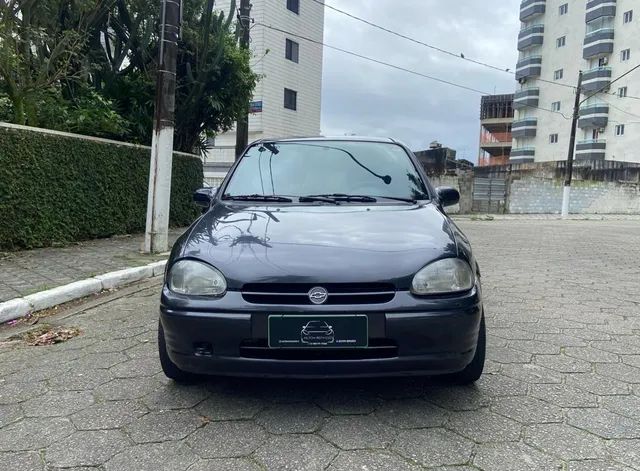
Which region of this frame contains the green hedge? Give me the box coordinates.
[0,125,203,250]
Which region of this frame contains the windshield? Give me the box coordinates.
[223,141,429,201]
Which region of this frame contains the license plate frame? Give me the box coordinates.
[268,315,369,349]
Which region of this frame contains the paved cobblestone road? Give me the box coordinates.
[1,219,639,470]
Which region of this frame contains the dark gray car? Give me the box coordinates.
[158,137,485,383]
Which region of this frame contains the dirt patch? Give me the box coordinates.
[18,325,81,346]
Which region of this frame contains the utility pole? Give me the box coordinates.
[561,71,583,219]
[235,0,252,160]
[144,0,181,253]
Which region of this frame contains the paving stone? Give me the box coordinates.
[67,352,130,370]
[71,400,148,430]
[595,363,640,384]
[187,458,262,471]
[500,363,563,384]
[567,460,635,471]
[188,422,267,458]
[109,357,163,378]
[601,395,640,421]
[125,410,201,443]
[0,381,48,405]
[447,408,522,443]
[22,390,94,417]
[143,384,210,410]
[529,383,599,408]
[604,440,640,470]
[565,347,621,364]
[95,377,162,400]
[319,414,396,450]
[567,408,640,439]
[253,434,338,471]
[45,429,131,467]
[424,385,491,411]
[0,417,75,451]
[255,402,326,434]
[0,451,44,471]
[566,373,630,396]
[0,404,23,428]
[524,423,606,460]
[105,441,199,471]
[475,373,529,397]
[492,396,564,424]
[486,346,533,364]
[532,354,593,373]
[393,428,474,467]
[47,368,113,391]
[314,388,380,415]
[375,398,447,429]
[473,442,561,471]
[327,450,421,471]
[195,392,264,421]
[508,340,560,355]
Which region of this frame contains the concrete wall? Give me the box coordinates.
[430,174,474,215]
[509,177,640,214]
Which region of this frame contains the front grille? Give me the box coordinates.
[241,282,396,305]
[239,339,398,360]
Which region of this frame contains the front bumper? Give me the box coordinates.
[159,286,483,378]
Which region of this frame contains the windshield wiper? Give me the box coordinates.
[374,196,419,204]
[305,194,378,203]
[298,196,341,205]
[224,194,293,203]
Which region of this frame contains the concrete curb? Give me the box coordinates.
[0,260,167,324]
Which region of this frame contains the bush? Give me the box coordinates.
[0,125,203,250]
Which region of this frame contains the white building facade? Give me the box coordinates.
[204,0,325,185]
[512,0,640,164]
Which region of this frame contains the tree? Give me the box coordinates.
[0,0,258,153]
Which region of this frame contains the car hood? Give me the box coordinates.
[176,202,459,288]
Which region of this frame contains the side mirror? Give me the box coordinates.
[436,187,460,208]
[193,187,217,208]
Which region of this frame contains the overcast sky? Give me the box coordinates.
[320,0,521,162]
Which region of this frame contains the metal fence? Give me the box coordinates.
[472,177,507,213]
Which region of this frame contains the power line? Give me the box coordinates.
[599,95,640,120]
[257,22,570,119]
[581,62,640,104]
[309,0,578,92]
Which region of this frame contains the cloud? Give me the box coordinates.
[320,0,520,162]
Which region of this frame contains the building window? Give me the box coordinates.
[556,36,566,48]
[549,133,559,144]
[285,39,299,63]
[621,49,631,61]
[615,124,625,136]
[552,101,561,112]
[559,3,568,15]
[619,86,628,98]
[284,88,297,110]
[623,10,633,23]
[286,0,299,14]
[598,57,608,67]
[554,69,564,80]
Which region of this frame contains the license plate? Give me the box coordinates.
[268,315,368,348]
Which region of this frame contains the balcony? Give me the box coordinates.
[510,147,535,163]
[578,104,609,128]
[575,139,606,160]
[516,56,542,81]
[586,0,616,23]
[583,28,615,59]
[512,118,538,138]
[520,0,546,22]
[513,88,540,110]
[518,24,544,51]
[581,66,612,93]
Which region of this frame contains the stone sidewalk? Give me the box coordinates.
[0,229,185,303]
[1,219,639,470]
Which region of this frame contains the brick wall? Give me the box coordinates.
[509,178,640,214]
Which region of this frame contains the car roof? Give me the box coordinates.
[250,136,398,145]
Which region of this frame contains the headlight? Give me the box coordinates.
[168,260,227,296]
[411,258,474,295]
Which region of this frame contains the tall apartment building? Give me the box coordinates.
[479,94,514,166]
[512,0,640,164]
[203,0,325,185]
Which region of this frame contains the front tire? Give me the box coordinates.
[449,314,486,384]
[158,320,196,383]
